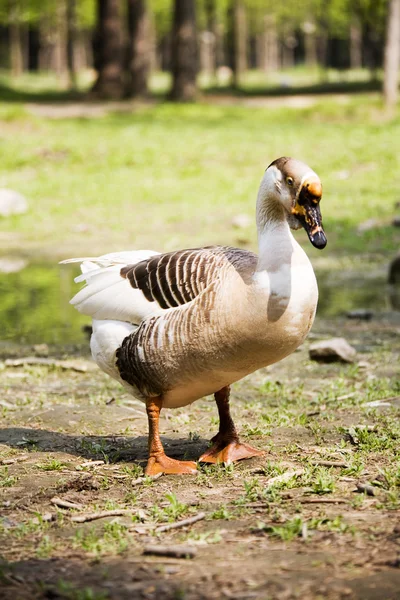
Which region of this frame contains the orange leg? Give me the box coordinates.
[145,396,198,476]
[199,386,264,465]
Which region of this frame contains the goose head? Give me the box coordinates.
[256,157,327,249]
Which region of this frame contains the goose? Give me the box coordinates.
[62,157,327,476]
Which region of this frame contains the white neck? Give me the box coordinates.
[255,168,295,272]
[256,220,295,272]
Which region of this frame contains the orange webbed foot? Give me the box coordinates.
[199,437,264,465]
[145,454,198,476]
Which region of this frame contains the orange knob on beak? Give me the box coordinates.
[306,179,322,199]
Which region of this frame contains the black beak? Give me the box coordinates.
[293,186,327,250]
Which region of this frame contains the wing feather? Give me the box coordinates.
[120,246,258,310]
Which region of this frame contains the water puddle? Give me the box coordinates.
[0,260,398,345]
[0,262,87,345]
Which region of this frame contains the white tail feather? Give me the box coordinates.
[63,250,161,325]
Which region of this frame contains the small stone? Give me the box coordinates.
[357,218,379,234]
[0,189,28,217]
[1,516,19,528]
[71,223,90,233]
[347,309,374,321]
[231,213,251,229]
[309,337,357,363]
[33,344,49,357]
[0,257,27,273]
[392,216,400,227]
[357,360,372,369]
[355,482,376,496]
[32,512,55,524]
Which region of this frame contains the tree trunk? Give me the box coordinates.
[170,0,198,102]
[148,11,158,71]
[383,0,400,108]
[262,15,278,72]
[282,32,297,69]
[66,0,77,90]
[303,21,317,67]
[91,0,124,99]
[233,0,247,85]
[9,0,23,76]
[54,1,68,83]
[350,18,362,69]
[317,30,329,81]
[255,32,263,70]
[38,16,50,71]
[21,22,29,71]
[125,0,150,97]
[204,0,217,74]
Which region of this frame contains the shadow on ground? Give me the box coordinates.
[0,426,207,465]
[0,78,382,105]
[2,552,400,600]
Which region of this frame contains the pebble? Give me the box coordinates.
[231,214,251,229]
[309,337,357,363]
[0,189,28,217]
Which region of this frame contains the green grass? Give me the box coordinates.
[1,80,399,262]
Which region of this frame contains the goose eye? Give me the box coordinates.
[286,177,294,186]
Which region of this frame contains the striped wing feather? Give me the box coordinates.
[120,246,257,310]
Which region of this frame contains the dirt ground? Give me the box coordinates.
[1,315,400,600]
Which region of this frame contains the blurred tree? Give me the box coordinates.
[91,0,124,98]
[226,0,248,86]
[66,0,78,89]
[170,0,198,101]
[383,0,400,108]
[233,0,247,81]
[8,0,23,75]
[152,0,172,71]
[125,0,150,97]
[350,17,362,69]
[352,0,387,78]
[201,0,217,76]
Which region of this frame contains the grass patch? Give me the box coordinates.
[257,515,354,541]
[37,458,65,471]
[73,522,129,557]
[0,91,399,260]
[0,467,17,487]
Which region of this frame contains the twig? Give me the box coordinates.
[0,400,16,410]
[79,460,105,468]
[310,460,348,468]
[0,572,24,587]
[71,509,142,523]
[306,410,320,417]
[143,544,197,559]
[50,497,84,510]
[155,512,206,533]
[126,556,186,565]
[1,454,29,465]
[337,392,356,401]
[4,357,94,373]
[299,497,348,504]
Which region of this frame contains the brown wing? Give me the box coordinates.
[120,246,257,310]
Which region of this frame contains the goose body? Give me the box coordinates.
[63,157,327,475]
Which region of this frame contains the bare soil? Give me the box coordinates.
[1,316,400,600]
